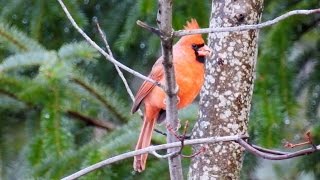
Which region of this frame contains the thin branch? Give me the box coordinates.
[151,150,179,159]
[237,139,320,160]
[154,128,168,136]
[174,8,320,37]
[156,0,183,178]
[62,134,320,180]
[93,19,144,118]
[94,19,135,102]
[251,144,287,155]
[136,20,162,36]
[56,0,162,88]
[61,135,246,180]
[181,146,206,158]
[66,110,117,130]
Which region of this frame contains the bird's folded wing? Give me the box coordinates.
[131,59,164,113]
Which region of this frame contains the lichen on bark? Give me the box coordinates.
[188,0,264,179]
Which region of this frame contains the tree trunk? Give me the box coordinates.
[188,0,264,179]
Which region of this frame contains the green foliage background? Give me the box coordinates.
[0,0,319,179]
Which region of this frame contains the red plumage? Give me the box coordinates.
[132,19,211,172]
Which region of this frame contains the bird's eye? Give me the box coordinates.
[192,43,205,50]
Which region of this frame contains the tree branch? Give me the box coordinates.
[174,8,320,37]
[237,139,320,160]
[56,0,162,88]
[157,0,183,179]
[151,150,179,159]
[94,19,135,103]
[251,144,287,155]
[61,134,320,180]
[136,20,162,36]
[61,135,246,180]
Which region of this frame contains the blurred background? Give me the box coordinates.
[0,0,319,179]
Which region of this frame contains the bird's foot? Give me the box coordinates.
[166,121,206,158]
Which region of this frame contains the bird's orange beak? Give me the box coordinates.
[197,45,212,57]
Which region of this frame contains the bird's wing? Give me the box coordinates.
[131,59,164,113]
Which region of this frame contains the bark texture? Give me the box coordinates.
[188,0,264,179]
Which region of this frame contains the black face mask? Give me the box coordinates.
[192,43,205,63]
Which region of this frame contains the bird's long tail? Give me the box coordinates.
[133,117,156,172]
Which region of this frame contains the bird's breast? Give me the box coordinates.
[175,60,204,109]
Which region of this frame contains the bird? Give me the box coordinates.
[131,19,211,172]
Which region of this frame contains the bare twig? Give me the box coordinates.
[93,19,145,118]
[174,8,320,37]
[94,19,135,102]
[61,135,246,180]
[181,146,206,158]
[284,131,317,149]
[151,150,179,159]
[62,134,319,180]
[154,128,168,136]
[237,139,320,160]
[136,20,162,36]
[56,0,162,88]
[251,144,287,155]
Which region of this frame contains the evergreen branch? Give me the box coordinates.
[174,8,320,37]
[0,87,33,107]
[0,86,114,130]
[66,110,117,130]
[58,41,100,61]
[0,88,19,101]
[62,135,320,180]
[0,22,44,52]
[0,26,27,51]
[71,77,128,122]
[56,0,162,89]
[0,51,56,72]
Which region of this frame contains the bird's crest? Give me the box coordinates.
[184,19,200,30]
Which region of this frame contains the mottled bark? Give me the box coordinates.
[189,0,264,179]
[157,0,183,179]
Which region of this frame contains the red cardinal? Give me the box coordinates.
[131,19,211,172]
